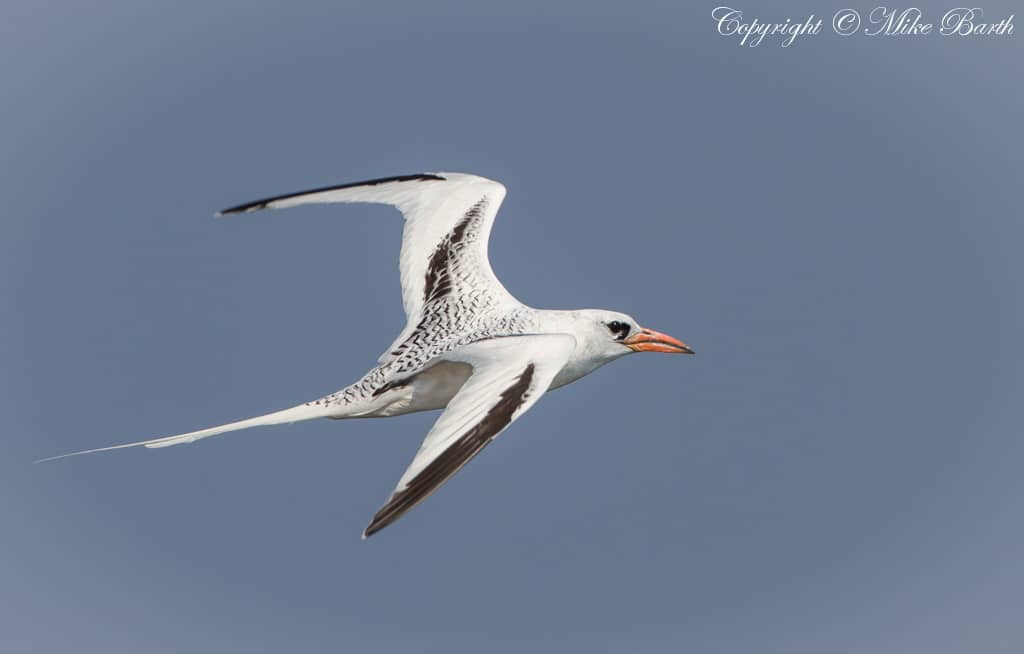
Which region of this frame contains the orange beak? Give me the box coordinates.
[624,327,694,354]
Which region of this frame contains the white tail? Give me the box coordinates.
[35,402,332,463]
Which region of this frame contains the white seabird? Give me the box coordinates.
[41,173,693,537]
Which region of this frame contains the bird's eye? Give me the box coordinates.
[607,321,631,340]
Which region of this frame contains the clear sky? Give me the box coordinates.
[3,1,1022,652]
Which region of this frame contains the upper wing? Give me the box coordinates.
[362,334,576,538]
[219,172,517,361]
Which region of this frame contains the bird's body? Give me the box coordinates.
[42,173,693,537]
[316,307,620,419]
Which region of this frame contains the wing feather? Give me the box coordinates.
[218,172,515,361]
[362,334,576,538]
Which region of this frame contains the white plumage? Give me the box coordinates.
[40,172,693,538]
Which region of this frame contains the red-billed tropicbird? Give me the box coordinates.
[40,173,694,537]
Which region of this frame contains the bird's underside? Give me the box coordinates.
[40,172,693,538]
[40,174,578,537]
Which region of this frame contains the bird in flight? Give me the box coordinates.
[41,173,693,537]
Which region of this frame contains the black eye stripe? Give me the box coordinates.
[607,321,630,339]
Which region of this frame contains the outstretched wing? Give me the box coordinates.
[362,334,576,538]
[219,172,518,362]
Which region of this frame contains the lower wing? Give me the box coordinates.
[362,333,576,538]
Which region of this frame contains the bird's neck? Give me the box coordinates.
[528,309,621,389]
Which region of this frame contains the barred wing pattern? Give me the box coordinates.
[219,172,519,364]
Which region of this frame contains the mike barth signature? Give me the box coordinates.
[712,6,1015,47]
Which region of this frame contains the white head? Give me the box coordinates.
[558,309,693,380]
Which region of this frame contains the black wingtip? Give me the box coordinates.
[215,173,446,219]
[362,519,384,539]
[216,203,265,217]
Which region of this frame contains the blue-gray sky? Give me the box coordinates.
[3,1,1022,652]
